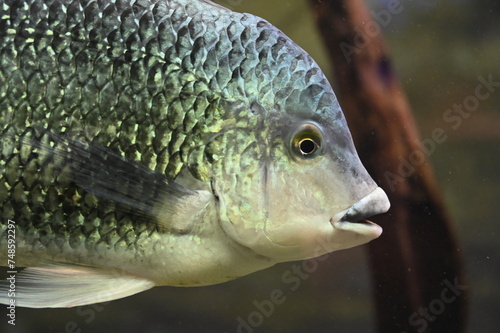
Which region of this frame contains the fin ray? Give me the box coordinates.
[14,128,211,230]
[0,264,155,308]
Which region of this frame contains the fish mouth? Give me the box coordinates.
[330,187,390,237]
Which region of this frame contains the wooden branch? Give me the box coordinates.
[308,0,467,332]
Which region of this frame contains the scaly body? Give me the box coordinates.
[0,0,279,285]
[0,0,390,308]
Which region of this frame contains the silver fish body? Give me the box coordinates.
[0,0,390,307]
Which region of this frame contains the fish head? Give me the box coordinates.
[258,111,391,261]
[211,25,390,262]
[214,86,390,262]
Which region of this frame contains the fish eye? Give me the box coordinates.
[291,123,323,159]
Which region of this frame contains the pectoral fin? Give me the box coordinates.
[18,129,213,231]
[0,264,155,308]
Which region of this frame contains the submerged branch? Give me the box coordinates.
[308,0,467,332]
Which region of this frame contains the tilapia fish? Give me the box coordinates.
[0,0,390,308]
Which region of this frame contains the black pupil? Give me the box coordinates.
[299,139,317,155]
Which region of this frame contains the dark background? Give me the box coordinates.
[1,0,498,332]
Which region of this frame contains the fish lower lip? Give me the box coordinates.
[330,218,378,227]
[347,218,375,225]
[330,218,383,238]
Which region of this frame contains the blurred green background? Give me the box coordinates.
[2,0,498,332]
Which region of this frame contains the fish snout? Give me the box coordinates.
[329,187,390,240]
[340,187,390,222]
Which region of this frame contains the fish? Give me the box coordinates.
[0,0,390,308]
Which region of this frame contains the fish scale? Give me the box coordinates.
[0,1,236,259]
